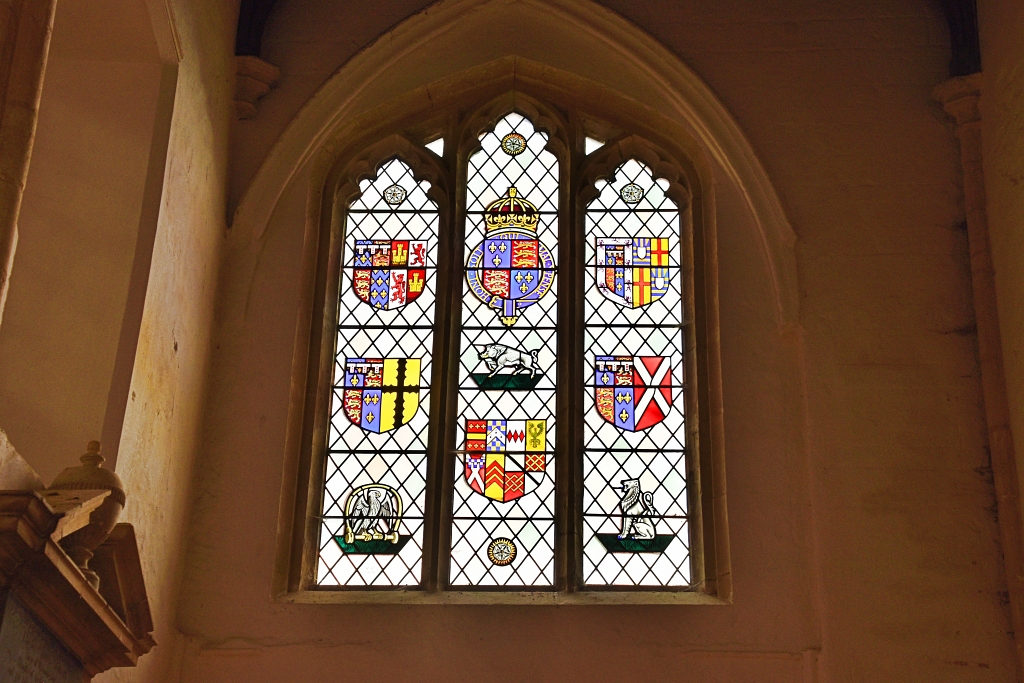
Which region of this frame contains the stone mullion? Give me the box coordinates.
[556,112,581,592]
[424,114,460,592]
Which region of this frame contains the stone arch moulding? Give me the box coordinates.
[231,0,799,327]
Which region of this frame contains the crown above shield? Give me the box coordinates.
[485,187,540,232]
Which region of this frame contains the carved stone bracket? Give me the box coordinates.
[235,55,281,120]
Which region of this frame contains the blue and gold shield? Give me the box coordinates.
[351,239,428,311]
[595,237,671,309]
[466,187,555,327]
[594,355,673,432]
[342,358,421,433]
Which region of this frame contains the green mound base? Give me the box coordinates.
[334,536,412,555]
[596,533,675,553]
[471,373,543,390]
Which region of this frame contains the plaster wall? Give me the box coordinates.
[90,1,235,681]
[979,0,1024,572]
[173,1,1017,682]
[0,0,163,484]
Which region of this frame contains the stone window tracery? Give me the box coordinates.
[301,95,713,597]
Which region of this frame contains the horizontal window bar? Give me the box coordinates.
[449,449,557,455]
[465,210,560,215]
[327,449,429,455]
[347,210,439,214]
[450,516,556,521]
[583,449,687,453]
[583,324,685,329]
[584,209,681,214]
[583,514,690,520]
[335,325,436,330]
[320,515,426,520]
[584,383,688,389]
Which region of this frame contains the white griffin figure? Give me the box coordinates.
[344,484,403,544]
[615,478,658,540]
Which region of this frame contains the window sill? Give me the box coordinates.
[276,589,729,605]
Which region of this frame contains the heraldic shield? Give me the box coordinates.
[595,237,671,309]
[343,358,421,433]
[595,356,673,432]
[464,419,547,503]
[352,239,427,311]
[466,188,555,327]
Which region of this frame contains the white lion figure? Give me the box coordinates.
[616,478,658,540]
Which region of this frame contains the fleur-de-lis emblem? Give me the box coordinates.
[465,187,555,327]
[595,356,673,432]
[351,239,428,313]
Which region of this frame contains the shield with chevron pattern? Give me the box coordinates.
[463,418,547,503]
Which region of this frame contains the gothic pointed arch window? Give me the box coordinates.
[295,94,722,600]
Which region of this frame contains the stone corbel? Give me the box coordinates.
[933,72,1024,671]
[235,55,281,120]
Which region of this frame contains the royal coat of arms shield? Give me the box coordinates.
[595,237,671,309]
[464,419,547,502]
[466,187,555,327]
[342,358,421,433]
[351,239,427,311]
[594,356,673,432]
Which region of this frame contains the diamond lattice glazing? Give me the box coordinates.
[582,159,691,587]
[317,158,438,587]
[449,113,559,587]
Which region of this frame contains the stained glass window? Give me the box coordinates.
[582,159,690,587]
[307,102,712,595]
[316,158,438,587]
[449,113,559,587]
